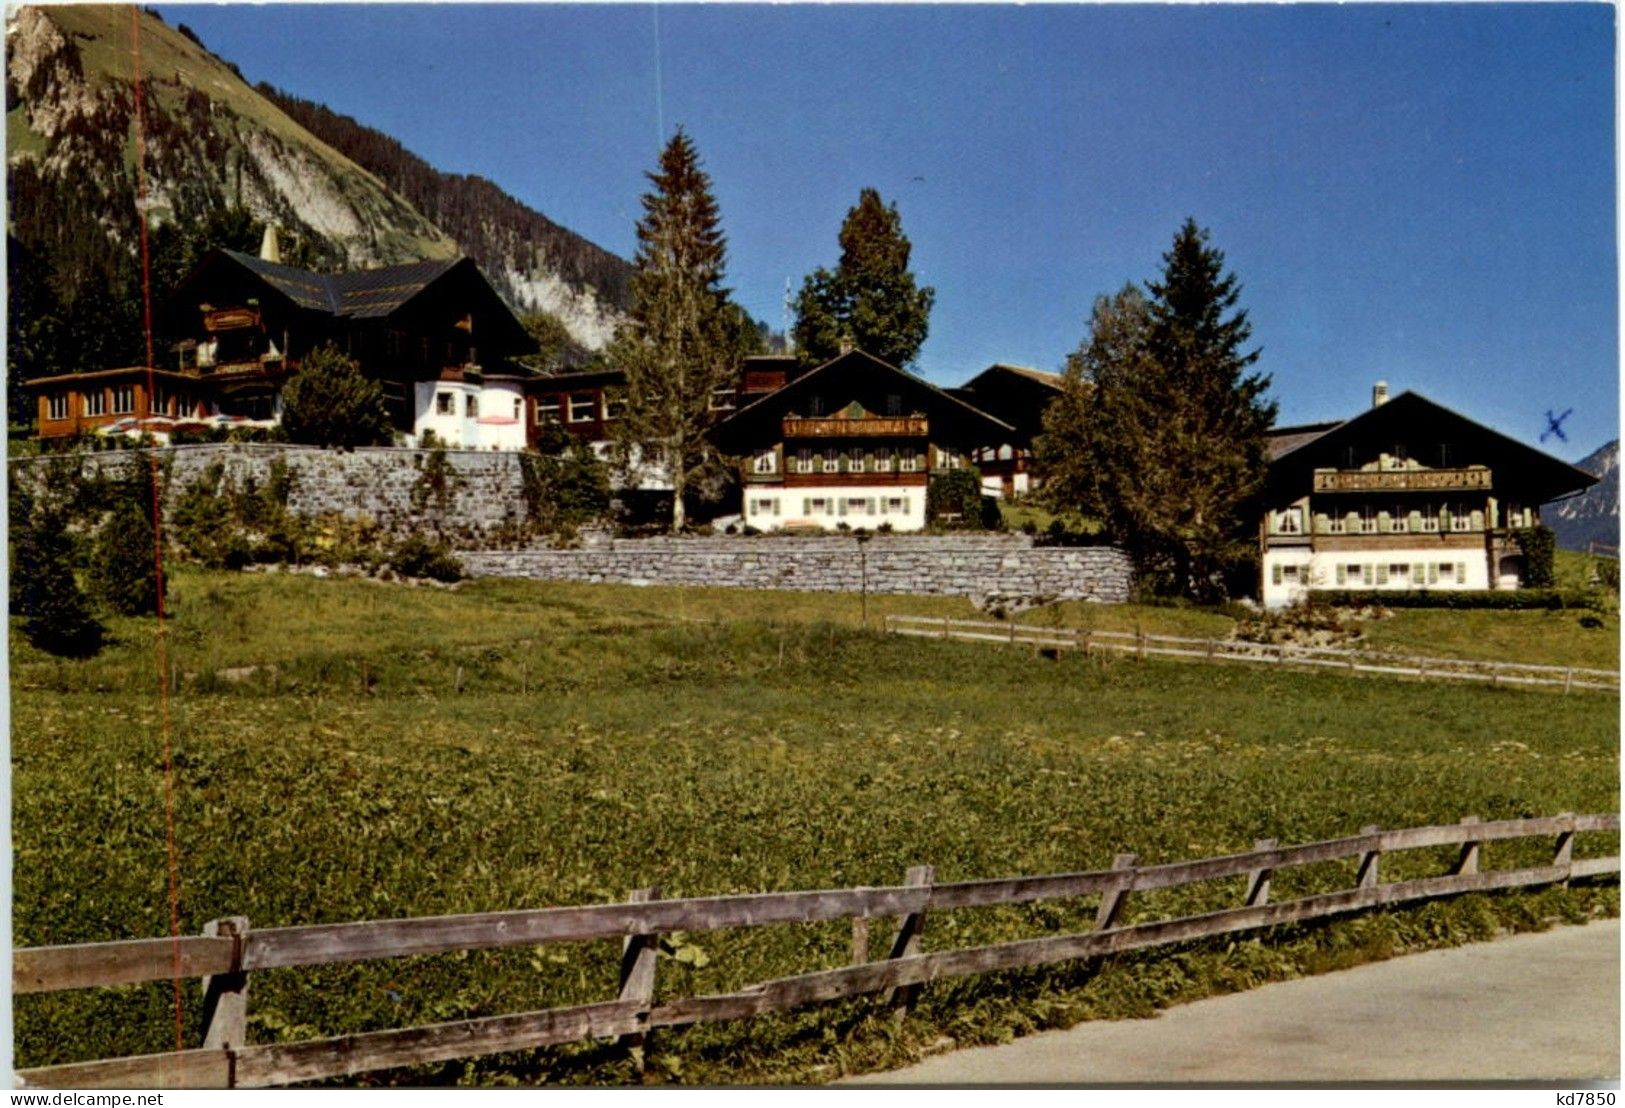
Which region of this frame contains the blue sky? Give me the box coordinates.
[159,3,1618,459]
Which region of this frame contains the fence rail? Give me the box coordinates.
[884,614,1620,693]
[15,812,1617,1089]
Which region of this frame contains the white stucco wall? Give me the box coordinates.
[474,380,527,451]
[744,484,928,532]
[1262,547,1493,608]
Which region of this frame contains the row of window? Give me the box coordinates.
[752,447,962,476]
[1272,561,1471,587]
[535,394,622,424]
[749,495,914,518]
[46,387,138,421]
[1272,504,1529,535]
[434,392,527,422]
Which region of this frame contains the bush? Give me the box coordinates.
[927,468,988,528]
[280,344,393,448]
[89,499,164,616]
[1515,526,1557,588]
[389,535,464,582]
[1313,588,1604,611]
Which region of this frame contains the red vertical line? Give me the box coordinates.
[128,4,185,1060]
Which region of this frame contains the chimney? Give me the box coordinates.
[838,331,855,356]
[1372,380,1389,408]
[259,224,282,264]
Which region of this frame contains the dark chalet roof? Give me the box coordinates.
[713,349,1013,452]
[1268,391,1596,505]
[216,250,464,319]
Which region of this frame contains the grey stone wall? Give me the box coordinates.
[10,445,1134,602]
[464,536,1133,604]
[11,443,535,547]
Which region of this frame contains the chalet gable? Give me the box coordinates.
[1268,391,1595,506]
[714,349,1012,452]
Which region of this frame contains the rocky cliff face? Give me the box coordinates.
[7,5,627,353]
[1548,440,1619,552]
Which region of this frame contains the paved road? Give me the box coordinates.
[853,920,1619,1085]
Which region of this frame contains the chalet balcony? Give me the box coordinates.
[782,416,928,439]
[1311,467,1492,493]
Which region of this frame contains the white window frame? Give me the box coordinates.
[795,448,814,474]
[512,398,523,421]
[466,394,479,419]
[753,450,777,475]
[437,392,455,416]
[899,448,918,473]
[1274,508,1302,535]
[1324,512,1346,534]
[83,390,107,417]
[568,394,595,423]
[1419,505,1440,533]
[849,451,865,474]
[1360,507,1379,534]
[48,394,69,421]
[1448,503,1473,532]
[535,397,560,423]
[1388,506,1408,533]
[874,447,892,472]
[112,386,135,414]
[822,448,839,474]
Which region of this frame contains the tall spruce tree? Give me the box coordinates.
[792,188,934,368]
[1039,221,1275,599]
[609,129,742,532]
[10,487,104,658]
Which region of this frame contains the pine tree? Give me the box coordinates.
[608,129,743,532]
[280,343,394,447]
[792,188,934,368]
[10,487,104,658]
[1038,221,1275,599]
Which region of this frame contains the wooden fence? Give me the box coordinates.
[884,614,1621,693]
[15,813,1617,1089]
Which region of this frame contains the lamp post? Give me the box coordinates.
[857,532,872,628]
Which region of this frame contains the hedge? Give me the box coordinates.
[1313,588,1605,611]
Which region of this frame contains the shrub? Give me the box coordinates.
[89,499,164,616]
[1313,588,1604,611]
[390,535,464,582]
[1515,526,1557,588]
[926,468,987,528]
[280,344,393,448]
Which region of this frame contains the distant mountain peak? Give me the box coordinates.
[1548,439,1619,552]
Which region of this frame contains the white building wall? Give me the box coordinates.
[743,484,928,532]
[1262,546,1492,608]
[413,380,478,448]
[474,380,528,451]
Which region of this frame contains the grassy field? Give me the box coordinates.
[12,571,1619,1085]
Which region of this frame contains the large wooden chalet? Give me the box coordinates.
[1261,384,1597,606]
[28,235,537,449]
[713,349,1015,532]
[950,363,1064,498]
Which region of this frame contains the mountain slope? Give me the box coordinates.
[1547,439,1619,552]
[260,86,631,349]
[6,4,627,361]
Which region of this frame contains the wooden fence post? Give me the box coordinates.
[885,865,934,1021]
[1356,825,1381,890]
[1137,630,1147,662]
[1243,840,1276,907]
[1080,628,1092,657]
[1451,816,1481,876]
[200,916,250,1068]
[1564,667,1574,695]
[617,887,661,1073]
[851,916,870,966]
[1554,813,1576,885]
[1094,853,1138,930]
[940,617,949,640]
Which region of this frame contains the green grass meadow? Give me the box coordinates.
[12,571,1620,1084]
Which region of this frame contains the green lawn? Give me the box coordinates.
[13,571,1619,1084]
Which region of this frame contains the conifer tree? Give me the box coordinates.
[609,129,743,532]
[10,487,104,658]
[793,188,934,368]
[1038,221,1275,599]
[280,343,394,448]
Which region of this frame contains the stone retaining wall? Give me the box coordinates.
[464,537,1133,603]
[10,445,1134,602]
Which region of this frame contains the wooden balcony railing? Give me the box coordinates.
[782,417,928,439]
[1313,468,1492,493]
